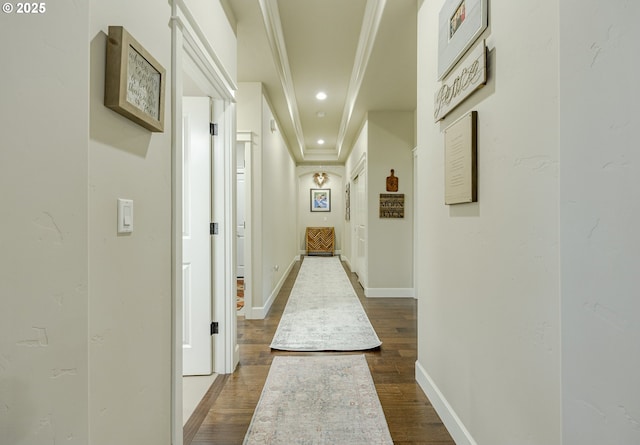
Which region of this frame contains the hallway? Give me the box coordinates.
[185,257,454,445]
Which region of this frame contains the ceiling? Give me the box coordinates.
[226,0,417,165]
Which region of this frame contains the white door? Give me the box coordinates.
[353,171,367,287]
[236,142,245,277]
[182,96,213,376]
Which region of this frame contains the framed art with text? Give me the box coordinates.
[444,111,477,204]
[438,0,488,80]
[105,26,166,132]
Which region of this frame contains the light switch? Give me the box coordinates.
[117,199,134,233]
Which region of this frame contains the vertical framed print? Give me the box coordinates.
[310,189,331,212]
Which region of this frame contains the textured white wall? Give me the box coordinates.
[416,1,561,444]
[560,1,640,443]
[89,1,174,443]
[0,3,90,444]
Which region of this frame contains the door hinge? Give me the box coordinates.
[210,322,219,335]
[210,122,218,136]
[210,222,218,235]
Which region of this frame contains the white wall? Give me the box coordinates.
[183,0,237,82]
[344,114,414,296]
[236,83,297,315]
[560,1,640,444]
[0,3,90,444]
[296,166,345,254]
[366,111,414,294]
[89,1,173,443]
[416,1,561,444]
[260,96,297,307]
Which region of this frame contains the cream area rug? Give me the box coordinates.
[270,256,382,351]
[243,355,393,445]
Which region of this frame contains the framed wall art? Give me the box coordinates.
[345,182,350,221]
[105,26,166,132]
[437,0,488,80]
[310,189,331,212]
[380,194,405,218]
[444,111,477,204]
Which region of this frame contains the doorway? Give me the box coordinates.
[351,160,367,288]
[236,133,253,320]
[182,96,214,377]
[170,5,238,443]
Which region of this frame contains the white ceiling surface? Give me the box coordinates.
[229,0,417,164]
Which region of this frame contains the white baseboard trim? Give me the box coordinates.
[364,287,414,298]
[250,256,298,319]
[415,360,478,445]
[298,249,343,256]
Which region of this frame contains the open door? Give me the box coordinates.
[182,96,213,376]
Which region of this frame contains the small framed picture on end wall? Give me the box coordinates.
[310,189,331,212]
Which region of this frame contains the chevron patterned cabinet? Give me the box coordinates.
[306,227,335,256]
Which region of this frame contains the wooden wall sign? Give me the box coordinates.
[434,40,486,122]
[105,26,166,132]
[444,111,477,204]
[380,194,405,218]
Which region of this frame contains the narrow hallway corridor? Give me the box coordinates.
[185,257,455,445]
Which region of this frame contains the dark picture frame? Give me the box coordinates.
[310,188,331,212]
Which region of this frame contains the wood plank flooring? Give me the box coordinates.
[188,257,455,445]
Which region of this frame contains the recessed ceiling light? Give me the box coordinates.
[317,139,325,145]
[316,111,326,118]
[315,92,327,100]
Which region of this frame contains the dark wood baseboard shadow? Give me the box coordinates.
[183,374,230,445]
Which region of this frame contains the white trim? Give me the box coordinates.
[237,132,253,335]
[257,0,306,159]
[172,0,237,100]
[415,360,478,445]
[247,256,298,319]
[342,255,353,271]
[211,99,237,375]
[170,2,237,442]
[298,250,343,257]
[336,0,387,158]
[364,288,414,298]
[170,11,185,445]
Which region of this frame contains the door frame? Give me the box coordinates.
[351,153,367,287]
[237,132,253,324]
[170,2,238,444]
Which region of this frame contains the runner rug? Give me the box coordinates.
[270,256,382,351]
[243,355,393,445]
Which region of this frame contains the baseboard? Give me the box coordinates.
[415,360,478,445]
[364,287,414,298]
[298,249,343,256]
[250,256,298,319]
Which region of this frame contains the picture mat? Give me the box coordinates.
[438,0,487,80]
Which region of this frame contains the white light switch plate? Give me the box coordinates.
[117,198,133,233]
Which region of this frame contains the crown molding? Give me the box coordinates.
[258,0,306,159]
[336,0,387,158]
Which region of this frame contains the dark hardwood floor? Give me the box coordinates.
[187,257,455,445]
